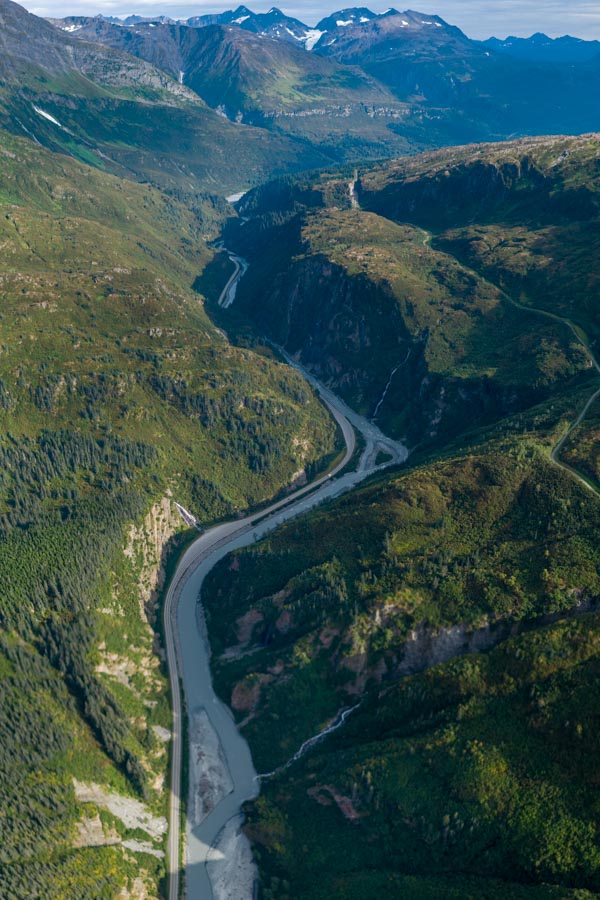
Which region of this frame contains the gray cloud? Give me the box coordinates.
[24,0,600,39]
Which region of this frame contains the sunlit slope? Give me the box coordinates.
[203,405,600,897]
[0,0,330,194]
[51,19,415,161]
[0,129,337,897]
[228,137,599,446]
[247,612,600,899]
[202,134,600,899]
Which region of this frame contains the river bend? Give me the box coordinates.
[164,249,408,899]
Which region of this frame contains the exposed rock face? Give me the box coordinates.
[236,248,537,445]
[332,598,600,697]
[124,496,182,624]
[73,780,168,839]
[240,252,410,415]
[394,621,510,676]
[91,494,182,865]
[74,813,120,849]
[359,142,600,230]
[393,597,599,678]
[116,878,154,900]
[0,0,199,102]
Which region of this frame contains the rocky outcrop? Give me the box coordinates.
[238,252,411,419]
[360,144,600,231]
[73,780,168,839]
[236,247,536,445]
[0,0,198,103]
[123,495,182,625]
[341,597,600,695]
[393,597,599,678]
[94,496,183,826]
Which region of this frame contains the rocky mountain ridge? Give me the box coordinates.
[51,5,600,61]
[482,32,600,63]
[47,4,600,154]
[0,0,344,197]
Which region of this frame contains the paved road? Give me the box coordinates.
[165,236,599,899]
[217,251,248,309]
[505,297,600,496]
[424,227,600,498]
[164,279,408,898]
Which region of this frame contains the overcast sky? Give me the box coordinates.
[23,0,600,40]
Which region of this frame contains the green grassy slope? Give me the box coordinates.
[203,412,600,896]
[202,135,600,897]
[359,134,600,342]
[227,138,598,448]
[0,129,337,896]
[0,0,333,197]
[204,416,600,763]
[248,614,600,899]
[55,21,415,163]
[562,397,600,490]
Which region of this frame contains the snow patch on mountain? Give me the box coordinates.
[304,28,325,50]
[33,106,62,128]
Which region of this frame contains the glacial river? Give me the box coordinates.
[166,250,408,899]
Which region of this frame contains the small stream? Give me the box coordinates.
[372,349,411,421]
[258,703,361,781]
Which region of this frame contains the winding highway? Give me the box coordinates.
[165,228,600,899]
[505,297,600,497]
[421,227,600,497]
[164,250,407,899]
[216,248,248,309]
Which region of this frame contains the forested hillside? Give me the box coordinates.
[0,2,599,896]
[0,129,337,897]
[202,133,600,898]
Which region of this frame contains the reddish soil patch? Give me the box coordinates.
[308,784,361,822]
[235,608,264,645]
[319,627,340,649]
[231,673,274,713]
[231,680,259,713]
[275,609,293,634]
[341,652,368,694]
[342,652,367,674]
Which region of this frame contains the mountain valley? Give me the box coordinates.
[50,5,600,151]
[204,133,600,898]
[0,3,598,899]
